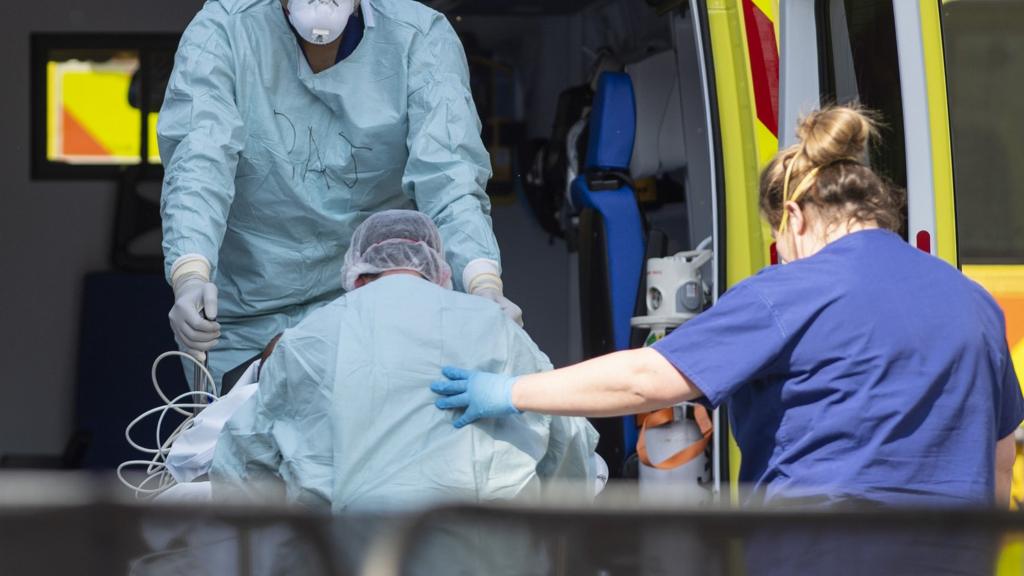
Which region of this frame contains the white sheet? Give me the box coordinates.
[165,361,261,483]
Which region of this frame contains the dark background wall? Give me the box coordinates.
[0,1,205,457]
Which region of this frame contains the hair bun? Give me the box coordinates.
[795,106,877,166]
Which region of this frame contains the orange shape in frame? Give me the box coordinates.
[994,295,1024,352]
[62,106,109,158]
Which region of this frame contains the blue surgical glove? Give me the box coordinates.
[431,366,521,428]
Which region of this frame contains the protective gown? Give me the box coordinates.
[210,275,599,510]
[158,0,500,382]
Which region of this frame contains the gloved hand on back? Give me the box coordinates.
[431,367,521,428]
[168,255,221,360]
[463,259,524,327]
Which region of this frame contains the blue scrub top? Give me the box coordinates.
[653,229,1024,506]
[335,12,364,62]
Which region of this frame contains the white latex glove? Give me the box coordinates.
[168,255,221,359]
[475,287,524,327]
[464,258,524,327]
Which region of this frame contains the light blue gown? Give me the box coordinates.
[158,0,500,383]
[210,275,599,510]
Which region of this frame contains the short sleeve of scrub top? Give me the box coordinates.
[652,282,789,408]
[997,346,1024,439]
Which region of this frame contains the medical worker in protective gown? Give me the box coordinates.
[210,211,599,511]
[160,0,519,388]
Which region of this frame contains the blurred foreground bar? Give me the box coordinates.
[1,473,1021,576]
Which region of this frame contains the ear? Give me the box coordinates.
[354,276,369,289]
[784,201,808,236]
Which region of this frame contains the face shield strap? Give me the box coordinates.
[777,146,805,236]
[778,168,820,236]
[777,151,859,235]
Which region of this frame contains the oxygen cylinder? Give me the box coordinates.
[634,326,711,503]
[630,248,714,503]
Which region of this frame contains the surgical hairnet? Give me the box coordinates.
[341,210,453,291]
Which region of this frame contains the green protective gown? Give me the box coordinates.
[158,0,500,384]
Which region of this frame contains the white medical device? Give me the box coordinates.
[631,247,712,332]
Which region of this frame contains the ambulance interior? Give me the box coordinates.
[441,0,726,493]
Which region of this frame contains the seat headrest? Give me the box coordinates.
[585,72,636,172]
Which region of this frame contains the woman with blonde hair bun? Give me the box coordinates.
[434,105,1023,508]
[760,106,905,259]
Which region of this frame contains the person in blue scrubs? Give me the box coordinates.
[432,106,1024,507]
[160,0,522,388]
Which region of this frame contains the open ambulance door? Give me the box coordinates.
[938,0,1024,516]
[696,0,781,501]
[778,0,1024,515]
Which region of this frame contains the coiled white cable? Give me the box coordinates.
[117,352,217,499]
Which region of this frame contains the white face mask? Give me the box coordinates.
[287,0,356,45]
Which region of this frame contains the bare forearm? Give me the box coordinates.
[510,348,701,417]
[996,475,1011,509]
[995,433,1016,508]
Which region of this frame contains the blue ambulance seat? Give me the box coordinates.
[571,72,646,466]
[572,72,646,352]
